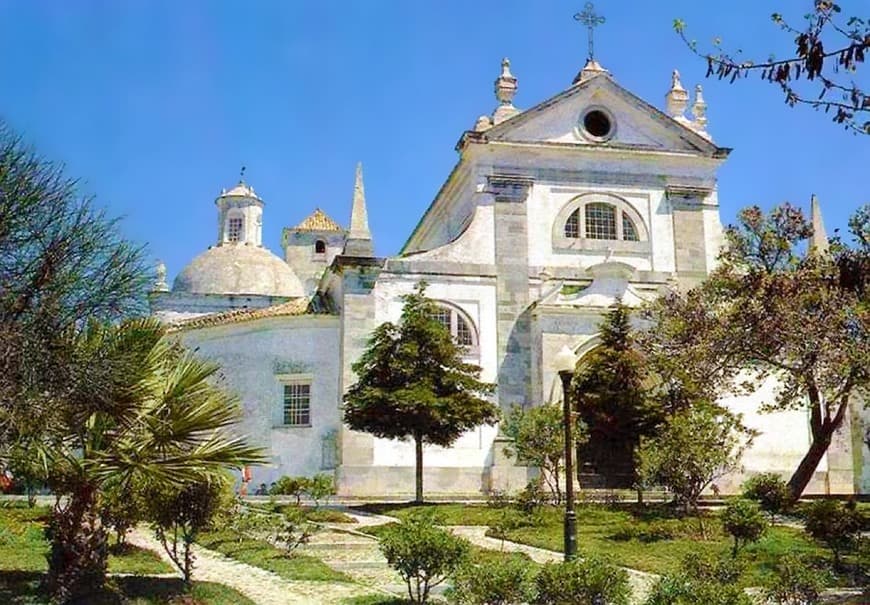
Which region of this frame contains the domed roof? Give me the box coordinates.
[219,181,261,201]
[173,244,304,297]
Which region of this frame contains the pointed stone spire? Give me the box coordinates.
[666,70,690,123]
[810,194,829,256]
[492,58,520,125]
[573,57,608,84]
[343,162,374,257]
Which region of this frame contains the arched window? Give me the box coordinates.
[561,202,642,243]
[314,240,327,254]
[429,304,476,349]
[227,215,244,242]
[585,203,617,240]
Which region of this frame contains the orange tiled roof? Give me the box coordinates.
[293,208,344,232]
[168,298,330,332]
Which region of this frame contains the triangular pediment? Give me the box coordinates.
[480,74,724,157]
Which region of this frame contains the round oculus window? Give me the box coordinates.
[581,109,613,140]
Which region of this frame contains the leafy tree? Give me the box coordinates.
[742,473,793,522]
[532,556,632,605]
[642,204,869,498]
[802,499,863,568]
[763,554,832,605]
[41,319,263,602]
[636,405,754,514]
[572,303,662,489]
[306,473,336,509]
[269,475,309,504]
[344,283,497,503]
[721,499,767,557]
[145,476,234,586]
[378,510,471,604]
[502,403,587,504]
[674,2,870,134]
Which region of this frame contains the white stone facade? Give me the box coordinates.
[151,57,869,498]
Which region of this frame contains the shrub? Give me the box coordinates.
[742,473,792,521]
[450,554,533,605]
[516,477,549,514]
[100,482,143,547]
[378,510,470,604]
[306,473,336,509]
[232,504,315,554]
[269,476,310,504]
[532,556,631,605]
[721,499,766,556]
[763,554,831,605]
[611,519,681,543]
[802,499,863,568]
[643,553,753,605]
[145,477,234,585]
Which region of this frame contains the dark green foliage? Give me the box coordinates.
[268,476,309,504]
[231,504,315,555]
[643,553,753,605]
[378,510,471,604]
[344,282,497,502]
[532,556,631,605]
[145,477,234,585]
[802,499,863,568]
[742,473,792,521]
[572,303,661,487]
[100,482,143,547]
[763,554,831,605]
[502,404,580,504]
[449,553,534,605]
[516,477,550,514]
[721,499,767,556]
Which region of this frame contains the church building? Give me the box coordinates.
[150,52,869,497]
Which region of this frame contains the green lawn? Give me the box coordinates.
[0,504,171,575]
[355,502,846,585]
[247,502,358,524]
[197,529,351,582]
[0,571,255,605]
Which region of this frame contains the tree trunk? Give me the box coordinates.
[414,434,424,504]
[787,433,832,498]
[46,483,109,603]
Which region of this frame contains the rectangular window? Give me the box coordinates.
[283,383,310,426]
[228,217,243,242]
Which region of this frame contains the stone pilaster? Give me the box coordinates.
[668,186,710,289]
[490,175,533,413]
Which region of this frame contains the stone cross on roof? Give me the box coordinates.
[574,2,605,61]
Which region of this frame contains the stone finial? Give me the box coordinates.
[692,84,708,129]
[666,69,689,121]
[492,58,520,125]
[154,260,169,292]
[573,57,609,84]
[474,115,493,132]
[810,194,829,256]
[344,162,374,257]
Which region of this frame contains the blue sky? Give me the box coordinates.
[0,1,866,280]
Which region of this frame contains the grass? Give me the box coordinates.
[197,529,351,582]
[0,571,255,604]
[246,502,358,523]
[0,504,171,575]
[356,502,853,586]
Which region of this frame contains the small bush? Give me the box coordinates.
[611,519,681,543]
[643,554,752,605]
[306,473,336,509]
[232,505,315,554]
[532,556,631,605]
[450,554,533,605]
[516,477,549,514]
[802,499,863,568]
[378,510,470,604]
[742,473,792,521]
[763,554,831,605]
[269,476,309,504]
[721,499,766,556]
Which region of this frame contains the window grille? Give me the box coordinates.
[585,203,617,240]
[428,306,476,348]
[228,216,244,242]
[622,215,639,241]
[283,383,310,426]
[455,315,474,347]
[564,209,580,238]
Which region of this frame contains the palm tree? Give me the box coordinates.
[36,317,263,602]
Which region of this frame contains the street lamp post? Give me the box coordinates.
[554,345,578,562]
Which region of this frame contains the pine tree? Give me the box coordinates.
[343,283,498,503]
[571,302,662,488]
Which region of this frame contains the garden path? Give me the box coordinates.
[127,527,382,605]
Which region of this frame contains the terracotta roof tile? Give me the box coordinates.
[168,297,332,332]
[293,208,344,232]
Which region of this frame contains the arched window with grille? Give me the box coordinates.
[428,303,477,352]
[558,199,644,244]
[585,203,617,240]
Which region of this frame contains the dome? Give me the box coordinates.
[219,182,261,201]
[173,244,304,297]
